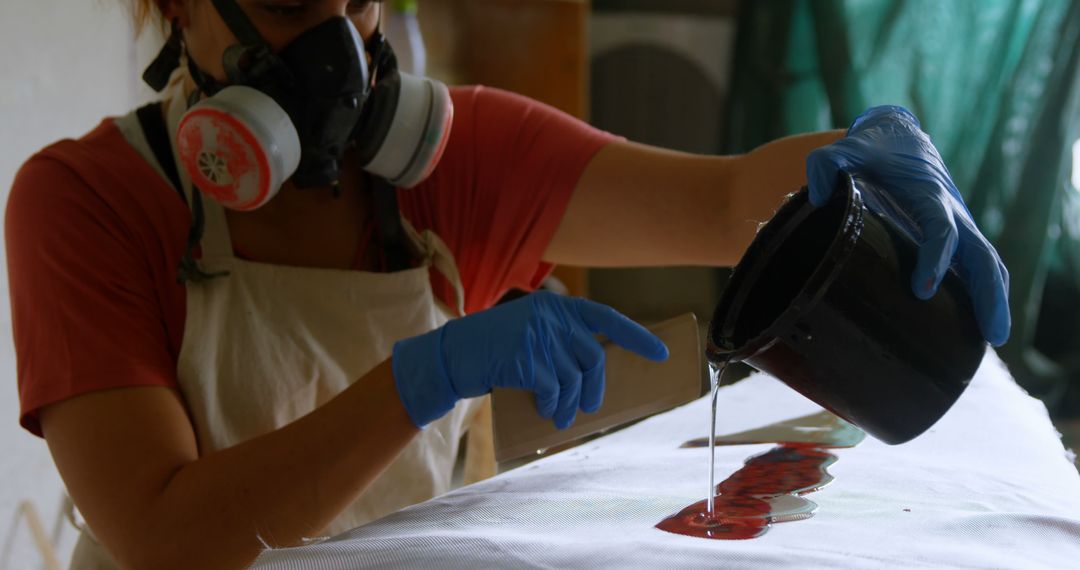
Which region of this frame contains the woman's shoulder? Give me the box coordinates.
[445,84,550,134]
[17,117,149,196]
[9,115,187,236]
[9,119,123,224]
[7,114,191,291]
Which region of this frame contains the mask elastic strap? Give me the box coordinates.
[204,0,296,94]
[370,175,412,272]
[365,4,408,270]
[176,179,228,283]
[210,0,271,48]
[143,19,183,91]
[185,49,226,96]
[366,1,399,80]
[374,0,385,43]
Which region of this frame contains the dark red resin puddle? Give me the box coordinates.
[657,444,836,539]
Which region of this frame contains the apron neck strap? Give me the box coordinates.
[400,218,467,317]
[167,93,236,261]
[370,175,413,273]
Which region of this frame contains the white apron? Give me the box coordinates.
[70,95,482,567]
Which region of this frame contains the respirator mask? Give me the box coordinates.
[143,0,454,211]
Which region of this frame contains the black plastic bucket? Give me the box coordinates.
[707,174,986,444]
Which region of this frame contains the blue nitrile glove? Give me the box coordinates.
[806,105,1011,346]
[392,291,670,429]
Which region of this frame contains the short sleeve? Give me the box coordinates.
[399,86,619,314]
[7,157,178,436]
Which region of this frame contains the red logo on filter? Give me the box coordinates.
[177,108,273,211]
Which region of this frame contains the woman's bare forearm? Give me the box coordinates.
[154,359,416,565]
[720,130,845,265]
[546,130,844,267]
[44,358,418,569]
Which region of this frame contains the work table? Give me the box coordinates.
[253,351,1080,569]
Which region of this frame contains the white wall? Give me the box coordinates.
[0,1,159,567]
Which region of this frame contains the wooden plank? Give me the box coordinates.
[463,396,497,483]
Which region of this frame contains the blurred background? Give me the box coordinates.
[2,0,1079,566]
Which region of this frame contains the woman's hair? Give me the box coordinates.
[128,0,168,33]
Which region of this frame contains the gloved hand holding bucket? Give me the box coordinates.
[808,105,1010,346]
[708,106,1010,444]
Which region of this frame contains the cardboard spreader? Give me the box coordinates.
[492,313,703,462]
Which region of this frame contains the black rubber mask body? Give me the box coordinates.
[274,18,370,187]
[193,1,371,188]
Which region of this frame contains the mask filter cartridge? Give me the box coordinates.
[176,86,301,211]
[359,72,454,189]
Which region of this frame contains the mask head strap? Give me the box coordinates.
[207,0,291,92]
[366,32,397,79]
[365,2,397,83]
[185,49,224,96]
[142,0,272,94]
[365,1,410,271]
[210,0,271,48]
[143,19,183,91]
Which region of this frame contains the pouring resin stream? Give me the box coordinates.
[655,362,854,540]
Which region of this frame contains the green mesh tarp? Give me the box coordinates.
[724,0,1080,413]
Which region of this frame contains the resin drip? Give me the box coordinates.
[657,361,843,540]
[656,444,837,539]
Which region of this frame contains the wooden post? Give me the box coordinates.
[419,0,592,297]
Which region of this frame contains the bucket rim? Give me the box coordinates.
[706,173,866,363]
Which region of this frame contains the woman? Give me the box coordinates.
[6,0,1009,568]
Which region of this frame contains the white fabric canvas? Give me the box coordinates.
[252,350,1080,569]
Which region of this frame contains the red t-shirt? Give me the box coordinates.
[7,86,616,436]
